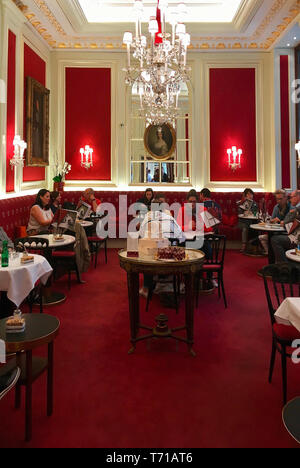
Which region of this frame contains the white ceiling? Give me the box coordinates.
[10,0,300,50]
[77,0,244,23]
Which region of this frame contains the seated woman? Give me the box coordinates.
[137,188,154,211]
[237,188,258,252]
[50,191,62,215]
[27,189,53,236]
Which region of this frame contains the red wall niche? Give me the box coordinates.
[280,55,291,189]
[65,67,111,181]
[23,43,46,182]
[210,68,257,182]
[6,30,16,193]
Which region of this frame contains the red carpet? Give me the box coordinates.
[0,249,299,448]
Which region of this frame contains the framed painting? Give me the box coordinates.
[144,123,176,161]
[26,77,50,166]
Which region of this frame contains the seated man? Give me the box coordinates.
[77,188,101,213]
[271,194,300,263]
[237,188,258,252]
[199,188,222,228]
[259,189,291,254]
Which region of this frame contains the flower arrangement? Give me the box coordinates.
[53,161,71,183]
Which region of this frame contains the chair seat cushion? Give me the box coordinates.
[273,323,300,341]
[202,264,222,271]
[52,251,75,258]
[88,236,105,242]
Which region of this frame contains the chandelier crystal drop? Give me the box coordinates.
[123,0,191,125]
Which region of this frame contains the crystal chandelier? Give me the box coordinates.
[80,145,93,170]
[123,0,190,126]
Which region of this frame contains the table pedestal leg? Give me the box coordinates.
[47,342,54,416]
[184,273,196,357]
[127,272,139,354]
[25,350,32,442]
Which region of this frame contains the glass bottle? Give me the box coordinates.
[1,240,9,267]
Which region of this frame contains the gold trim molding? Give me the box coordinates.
[10,0,300,51]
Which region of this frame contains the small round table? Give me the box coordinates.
[77,220,93,228]
[32,234,75,248]
[0,254,52,309]
[286,249,300,263]
[31,234,75,305]
[119,249,205,356]
[282,397,300,444]
[0,314,60,442]
[250,223,285,265]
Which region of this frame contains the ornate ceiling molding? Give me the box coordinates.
[9,0,300,51]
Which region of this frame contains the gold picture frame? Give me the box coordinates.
[144,123,176,161]
[26,77,50,166]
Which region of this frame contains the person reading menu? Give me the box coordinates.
[77,188,101,213]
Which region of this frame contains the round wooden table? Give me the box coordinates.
[119,249,205,356]
[0,314,60,442]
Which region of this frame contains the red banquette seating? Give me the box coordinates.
[0,191,276,242]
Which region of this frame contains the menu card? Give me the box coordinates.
[127,232,139,257]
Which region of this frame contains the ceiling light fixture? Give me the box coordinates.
[123,0,191,125]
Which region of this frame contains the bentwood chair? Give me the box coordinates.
[87,236,107,268]
[0,364,21,400]
[262,263,300,405]
[196,234,227,308]
[14,237,50,313]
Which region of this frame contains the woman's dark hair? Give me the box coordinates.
[187,189,199,202]
[34,189,50,210]
[144,188,154,199]
[243,188,254,197]
[50,191,60,204]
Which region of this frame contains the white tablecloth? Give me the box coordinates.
[275,298,300,332]
[0,254,53,307]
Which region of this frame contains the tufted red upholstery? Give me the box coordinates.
[0,191,276,242]
[0,195,36,240]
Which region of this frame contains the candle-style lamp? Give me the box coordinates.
[80,145,93,170]
[227,146,242,171]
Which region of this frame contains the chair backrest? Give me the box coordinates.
[14,237,49,255]
[204,234,226,266]
[262,263,300,325]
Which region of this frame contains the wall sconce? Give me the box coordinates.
[80,145,93,170]
[10,135,27,168]
[227,146,242,171]
[295,141,300,168]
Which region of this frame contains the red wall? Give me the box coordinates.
[210,68,257,182]
[65,68,111,181]
[6,30,16,193]
[23,43,46,182]
[280,55,291,189]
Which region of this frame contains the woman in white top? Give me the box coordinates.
[27,189,54,236]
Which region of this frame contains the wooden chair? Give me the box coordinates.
[51,249,81,290]
[196,234,227,308]
[0,365,21,400]
[87,236,107,268]
[262,263,300,405]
